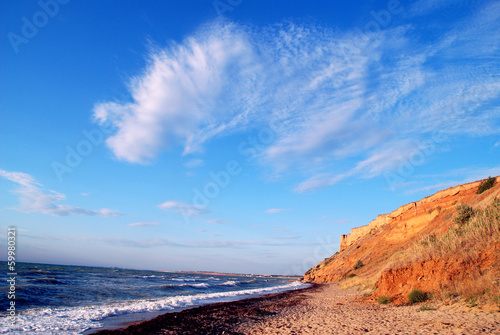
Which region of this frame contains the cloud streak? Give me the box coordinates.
[0,169,122,217]
[158,200,209,217]
[265,208,291,214]
[128,222,159,227]
[25,233,318,249]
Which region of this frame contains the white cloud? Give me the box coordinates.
[94,10,500,191]
[128,221,159,227]
[265,208,291,214]
[270,227,290,232]
[294,173,349,193]
[0,169,122,217]
[158,200,209,217]
[494,142,500,148]
[409,0,457,16]
[394,165,500,194]
[205,218,231,224]
[93,22,257,163]
[294,138,439,192]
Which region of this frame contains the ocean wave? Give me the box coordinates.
[188,283,210,288]
[218,280,238,286]
[0,281,309,335]
[171,277,196,282]
[165,282,210,288]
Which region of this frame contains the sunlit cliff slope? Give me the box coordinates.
[302,177,500,304]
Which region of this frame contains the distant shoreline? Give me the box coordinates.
[161,270,301,279]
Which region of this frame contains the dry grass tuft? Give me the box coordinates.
[339,275,376,292]
[405,198,500,264]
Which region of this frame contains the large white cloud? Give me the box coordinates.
[94,4,500,191]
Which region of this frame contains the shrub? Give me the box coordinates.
[353,260,364,270]
[477,176,496,194]
[408,289,428,304]
[347,273,357,278]
[377,295,392,304]
[454,202,475,225]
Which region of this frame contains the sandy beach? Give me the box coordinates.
[93,283,500,334]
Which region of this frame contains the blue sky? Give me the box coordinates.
[0,0,499,275]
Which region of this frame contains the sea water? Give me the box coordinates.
[0,262,308,334]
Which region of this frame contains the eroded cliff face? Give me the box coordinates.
[302,177,500,286]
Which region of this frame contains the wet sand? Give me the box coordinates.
[93,284,500,334]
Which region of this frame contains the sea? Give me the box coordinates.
[0,262,308,334]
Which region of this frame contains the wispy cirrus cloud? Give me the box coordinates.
[265,208,291,214]
[158,200,209,217]
[205,218,231,224]
[128,221,159,227]
[94,3,500,192]
[270,227,290,232]
[0,169,123,217]
[398,166,500,194]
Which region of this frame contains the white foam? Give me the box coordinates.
[219,280,238,286]
[170,277,196,282]
[0,281,309,335]
[187,283,210,288]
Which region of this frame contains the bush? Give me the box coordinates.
[408,289,428,304]
[454,202,475,225]
[377,295,392,304]
[347,273,357,278]
[477,176,496,194]
[353,260,364,270]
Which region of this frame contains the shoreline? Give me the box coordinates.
[91,283,500,334]
[89,284,319,334]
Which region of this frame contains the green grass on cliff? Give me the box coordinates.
[477,176,496,194]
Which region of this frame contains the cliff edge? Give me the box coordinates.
[302,176,500,305]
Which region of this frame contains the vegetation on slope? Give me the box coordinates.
[477,176,496,194]
[382,197,500,306]
[412,197,499,262]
